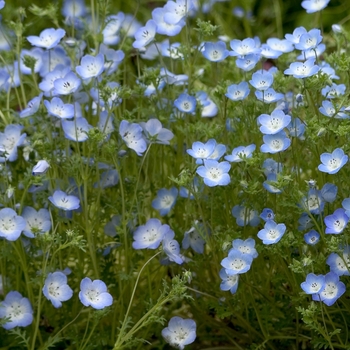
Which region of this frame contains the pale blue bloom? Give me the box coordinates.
[287,118,306,139]
[132,218,170,249]
[53,71,81,95]
[44,97,74,119]
[102,13,125,45]
[249,71,273,91]
[152,187,178,216]
[255,88,284,104]
[94,169,119,189]
[79,277,113,309]
[301,0,330,13]
[318,148,348,174]
[140,118,174,144]
[295,29,323,51]
[152,7,185,36]
[260,44,283,59]
[49,190,80,211]
[327,248,350,276]
[0,208,26,241]
[98,111,114,134]
[19,48,43,75]
[0,1,5,10]
[119,120,147,156]
[62,117,92,142]
[21,206,51,238]
[225,144,255,162]
[301,188,324,214]
[321,183,337,202]
[231,205,260,227]
[202,41,229,62]
[221,249,253,275]
[225,82,250,101]
[229,38,260,57]
[260,208,275,222]
[236,54,260,71]
[174,92,196,114]
[0,291,33,330]
[163,0,195,25]
[219,268,239,294]
[42,272,73,308]
[76,53,105,79]
[319,100,348,119]
[62,0,86,18]
[301,273,325,294]
[197,91,218,117]
[262,158,283,176]
[132,20,157,49]
[162,316,196,349]
[257,220,286,244]
[304,230,320,245]
[284,58,320,78]
[324,208,348,234]
[162,230,183,264]
[32,160,50,176]
[260,131,291,153]
[298,213,314,231]
[258,109,291,134]
[314,272,345,306]
[182,222,207,254]
[321,83,346,99]
[196,160,231,187]
[266,38,294,53]
[230,238,258,258]
[263,173,282,194]
[40,47,71,77]
[20,93,43,118]
[27,28,66,50]
[187,139,216,164]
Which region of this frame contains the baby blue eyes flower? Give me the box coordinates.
[324,208,349,234]
[162,230,184,264]
[225,144,256,162]
[132,218,171,249]
[0,208,26,241]
[44,97,75,119]
[0,124,27,163]
[19,93,42,118]
[318,148,348,174]
[231,238,258,258]
[236,53,260,71]
[249,71,273,91]
[76,53,105,79]
[284,58,320,78]
[219,268,239,294]
[32,160,50,175]
[231,205,260,227]
[0,1,4,10]
[221,250,253,275]
[140,118,174,145]
[79,277,113,310]
[21,206,51,238]
[295,29,323,51]
[196,160,231,187]
[132,19,157,49]
[301,188,324,214]
[257,220,286,245]
[187,139,216,164]
[285,26,307,44]
[260,131,291,154]
[301,0,330,13]
[152,7,184,37]
[258,109,291,134]
[0,291,33,330]
[27,28,66,50]
[119,120,147,156]
[315,272,346,306]
[102,13,125,45]
[301,273,325,294]
[163,0,194,25]
[182,222,206,254]
[53,71,81,95]
[62,117,92,142]
[49,190,80,211]
[319,100,348,119]
[255,88,284,104]
[322,83,346,99]
[230,38,260,57]
[304,229,320,245]
[174,92,196,114]
[260,208,275,222]
[202,41,229,62]
[152,187,178,216]
[42,272,73,308]
[327,248,350,276]
[162,316,196,350]
[225,82,250,101]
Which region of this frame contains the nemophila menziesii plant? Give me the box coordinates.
[2,0,350,349]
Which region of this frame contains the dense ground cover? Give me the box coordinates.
[1,0,350,349]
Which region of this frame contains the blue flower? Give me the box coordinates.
[300,273,325,294]
[42,272,73,308]
[132,20,157,49]
[152,187,178,216]
[319,100,348,119]
[262,158,283,176]
[322,83,346,99]
[315,272,345,306]
[104,215,121,238]
[0,1,5,10]
[152,7,184,36]
[287,118,306,139]
[260,131,291,153]
[32,160,50,176]
[0,208,26,241]
[258,109,291,134]
[27,28,66,50]
[263,173,283,194]
[102,13,125,45]
[0,124,27,162]
[187,139,216,164]
[19,93,43,118]
[327,248,350,276]
[229,38,260,57]
[231,205,260,227]
[224,144,256,162]
[76,53,105,79]
[140,118,174,144]
[236,54,260,71]
[221,249,253,275]
[257,220,286,244]
[219,268,239,294]
[249,71,273,91]
[196,91,218,117]
[62,117,92,142]
[260,208,275,222]
[284,58,320,78]
[49,190,80,211]
[318,148,348,174]
[301,188,324,214]
[62,0,86,18]
[162,230,184,264]
[285,26,307,44]
[255,88,284,104]
[260,44,283,59]
[53,71,81,95]
[225,82,250,101]
[321,183,337,203]
[161,316,196,350]
[231,238,258,258]
[196,160,231,187]
[132,218,170,249]
[266,38,294,53]
[163,0,195,25]
[342,198,350,217]
[119,120,147,156]
[79,277,113,309]
[44,97,75,119]
[304,230,320,245]
[324,208,349,234]
[301,0,330,13]
[21,206,51,238]
[202,41,229,62]
[298,213,314,231]
[94,169,119,189]
[0,291,33,330]
[182,222,207,254]
[174,92,197,114]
